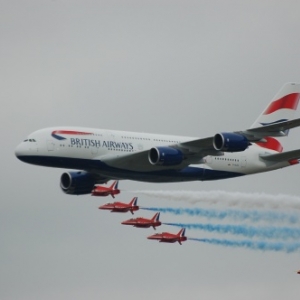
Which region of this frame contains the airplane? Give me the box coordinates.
[15,83,300,195]
[121,212,161,229]
[99,197,139,214]
[147,228,187,245]
[91,180,120,198]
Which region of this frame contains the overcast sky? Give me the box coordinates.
[1,1,300,299]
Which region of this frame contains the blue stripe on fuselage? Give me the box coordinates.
[16,155,244,183]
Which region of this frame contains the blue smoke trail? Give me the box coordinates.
[189,237,300,253]
[164,222,300,240]
[141,207,299,224]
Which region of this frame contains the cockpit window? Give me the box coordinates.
[23,139,28,142]
[24,139,36,142]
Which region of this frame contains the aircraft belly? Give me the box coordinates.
[17,155,244,183]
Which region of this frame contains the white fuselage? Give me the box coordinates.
[15,127,291,183]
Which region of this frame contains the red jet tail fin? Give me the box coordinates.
[177,228,186,245]
[110,180,119,190]
[177,228,186,237]
[129,197,138,215]
[151,212,160,222]
[129,197,138,206]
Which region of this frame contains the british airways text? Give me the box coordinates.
[70,138,134,150]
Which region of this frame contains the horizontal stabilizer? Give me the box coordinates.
[260,149,300,162]
[245,117,300,138]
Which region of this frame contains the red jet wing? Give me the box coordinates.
[121,212,161,229]
[99,197,139,214]
[91,181,120,198]
[147,228,187,245]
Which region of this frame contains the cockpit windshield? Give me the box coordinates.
[23,139,36,142]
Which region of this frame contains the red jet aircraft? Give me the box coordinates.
[91,181,120,198]
[121,212,161,229]
[147,228,187,245]
[99,197,139,215]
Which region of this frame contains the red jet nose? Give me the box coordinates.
[121,220,131,225]
[147,234,157,240]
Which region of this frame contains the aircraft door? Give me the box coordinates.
[106,131,116,151]
[240,156,247,168]
[91,143,98,155]
[47,140,55,151]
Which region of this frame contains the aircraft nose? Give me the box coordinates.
[15,142,30,163]
[15,143,24,158]
[121,220,130,225]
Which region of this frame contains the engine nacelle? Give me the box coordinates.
[148,147,184,166]
[60,171,97,195]
[213,132,249,152]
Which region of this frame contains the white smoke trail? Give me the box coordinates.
[133,190,300,210]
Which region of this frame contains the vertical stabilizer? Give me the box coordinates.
[250,83,300,130]
[110,180,119,190]
[151,212,160,222]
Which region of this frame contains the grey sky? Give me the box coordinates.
[1,1,300,299]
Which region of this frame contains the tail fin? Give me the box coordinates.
[177,228,186,237]
[177,228,186,245]
[151,212,160,222]
[110,180,119,190]
[129,197,138,206]
[251,83,300,152]
[250,83,300,130]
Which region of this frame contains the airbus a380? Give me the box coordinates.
[15,83,300,195]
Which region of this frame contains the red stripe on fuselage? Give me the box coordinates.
[255,137,283,152]
[52,130,92,135]
[263,93,300,115]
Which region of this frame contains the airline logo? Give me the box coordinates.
[255,137,283,152]
[51,130,134,150]
[263,93,300,115]
[51,130,92,140]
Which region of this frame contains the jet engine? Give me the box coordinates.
[60,171,97,195]
[148,147,184,166]
[213,132,249,152]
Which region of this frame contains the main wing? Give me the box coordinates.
[97,117,300,171]
[98,83,300,172]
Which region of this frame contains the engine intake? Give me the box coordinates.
[60,171,97,195]
[148,147,183,166]
[213,132,249,152]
